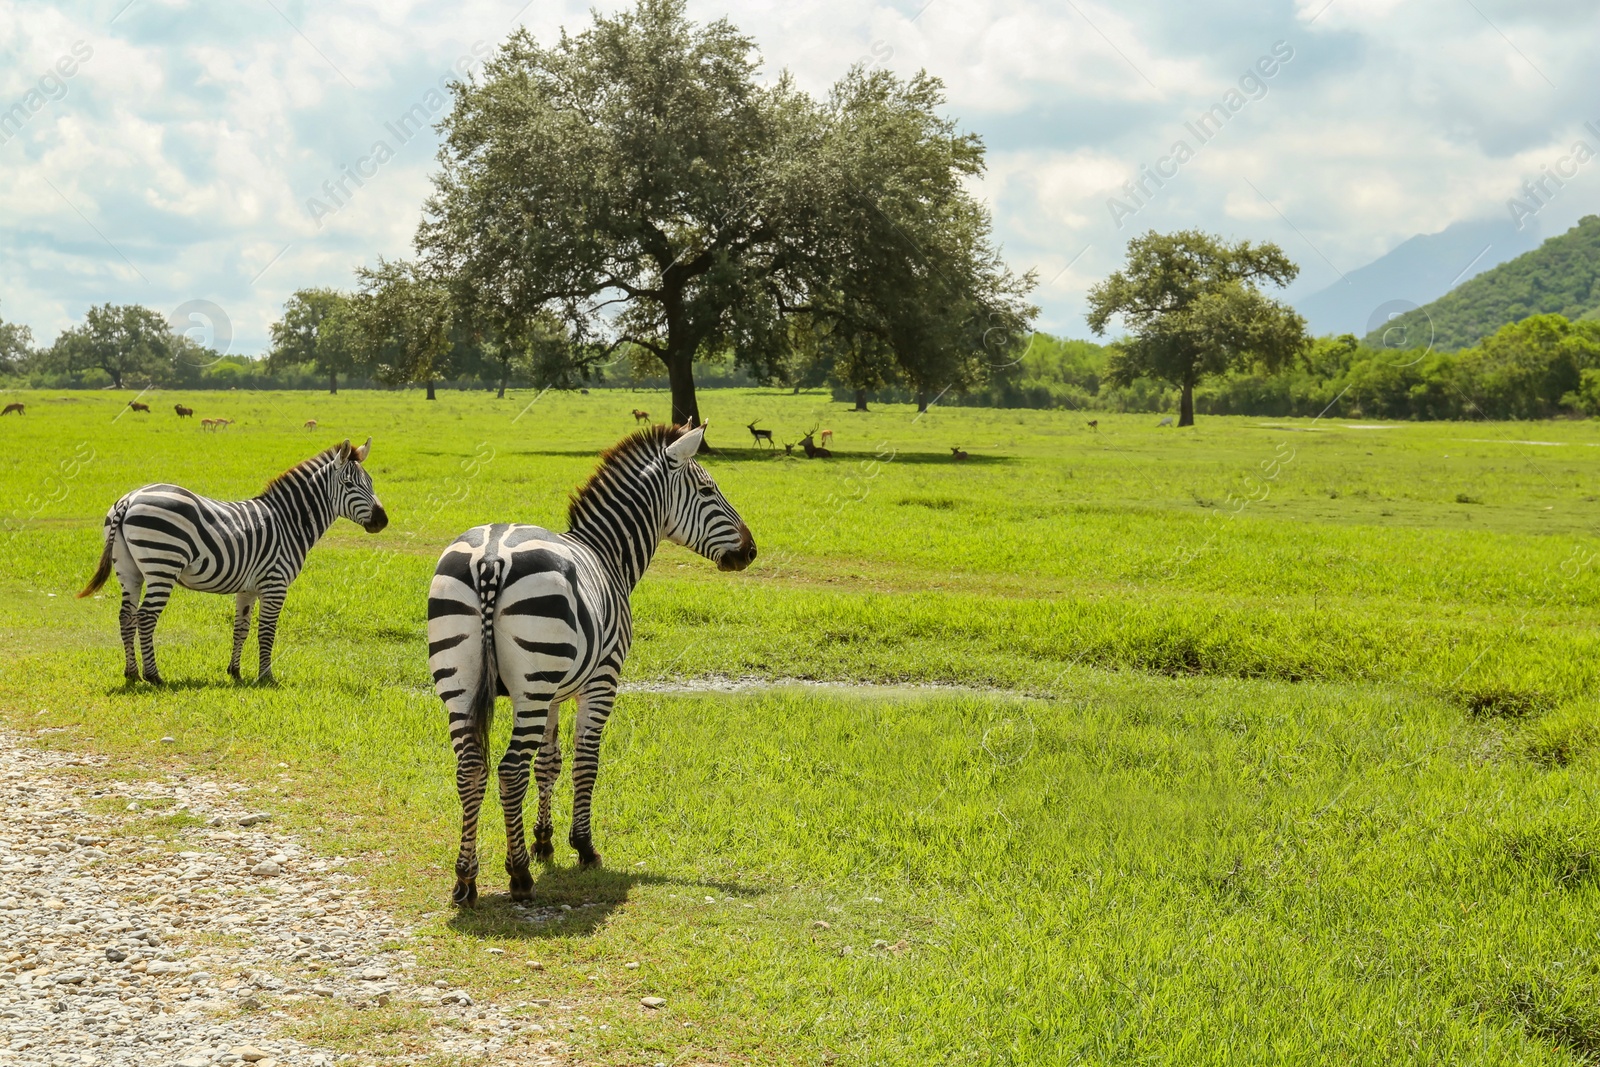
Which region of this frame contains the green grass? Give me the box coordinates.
[3,387,1600,1063]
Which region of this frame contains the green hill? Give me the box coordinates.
[1370,214,1600,350]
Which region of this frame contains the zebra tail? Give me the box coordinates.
[469,571,499,755]
[76,509,120,599]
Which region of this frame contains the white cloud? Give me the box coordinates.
[2,0,1599,349]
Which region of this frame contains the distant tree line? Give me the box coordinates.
[907,313,1600,421]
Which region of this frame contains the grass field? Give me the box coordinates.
[3,386,1600,1064]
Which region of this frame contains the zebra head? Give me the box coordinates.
[332,438,389,534]
[661,425,755,571]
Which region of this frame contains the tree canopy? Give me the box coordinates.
[43,303,177,389]
[412,0,1033,428]
[1087,230,1308,425]
[0,304,32,375]
[267,288,360,394]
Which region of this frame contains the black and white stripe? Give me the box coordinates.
[426,424,755,906]
[78,438,388,684]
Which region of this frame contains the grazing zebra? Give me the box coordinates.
[427,423,755,906]
[77,439,388,684]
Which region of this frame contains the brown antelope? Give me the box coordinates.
[631,408,649,424]
[201,418,220,431]
[128,401,150,413]
[747,420,774,448]
[799,428,831,459]
[1087,419,1098,430]
[1,402,23,416]
[304,419,318,431]
[819,429,833,447]
[951,447,969,461]
[174,404,194,417]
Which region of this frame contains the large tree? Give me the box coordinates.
[349,260,455,400]
[268,288,360,394]
[415,0,1033,428]
[0,304,33,375]
[1087,231,1308,426]
[46,303,174,389]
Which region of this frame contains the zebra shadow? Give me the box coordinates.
[444,868,758,940]
[103,676,273,695]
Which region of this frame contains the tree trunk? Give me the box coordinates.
[916,390,929,414]
[792,384,800,395]
[854,388,869,412]
[666,349,700,430]
[1178,380,1195,427]
[426,379,437,401]
[496,371,506,399]
[328,370,338,395]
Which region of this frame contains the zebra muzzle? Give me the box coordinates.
[364,505,390,533]
[718,530,756,572]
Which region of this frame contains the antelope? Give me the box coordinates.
[747,420,774,448]
[631,409,649,424]
[799,428,831,459]
[1087,419,1098,430]
[951,447,969,461]
[1,402,23,416]
[174,404,194,417]
[201,418,220,431]
[128,401,150,413]
[819,429,833,447]
[304,419,318,431]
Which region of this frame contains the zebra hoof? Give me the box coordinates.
[507,864,535,901]
[451,878,478,908]
[141,672,163,685]
[572,838,602,868]
[123,670,139,684]
[533,832,555,862]
[227,667,242,681]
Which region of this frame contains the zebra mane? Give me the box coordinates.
[567,424,693,529]
[259,444,343,497]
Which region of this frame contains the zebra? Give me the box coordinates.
[77,438,388,684]
[426,423,755,907]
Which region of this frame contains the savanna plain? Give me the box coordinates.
[2,387,1599,1065]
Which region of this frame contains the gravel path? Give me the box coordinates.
[0,730,571,1066]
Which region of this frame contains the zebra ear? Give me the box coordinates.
[666,426,705,465]
[334,439,353,467]
[353,436,371,463]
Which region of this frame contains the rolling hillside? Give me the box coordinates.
[1369,215,1600,350]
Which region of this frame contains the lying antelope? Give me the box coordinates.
[747,420,774,448]
[799,428,831,459]
[1,402,23,416]
[951,447,969,461]
[128,401,150,413]
[631,409,649,425]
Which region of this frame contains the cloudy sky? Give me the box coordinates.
[2,0,1598,354]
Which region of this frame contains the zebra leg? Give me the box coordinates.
[532,698,563,861]
[113,555,142,682]
[255,585,287,683]
[499,694,554,901]
[569,681,618,868]
[135,576,177,684]
[228,591,257,679]
[451,717,490,908]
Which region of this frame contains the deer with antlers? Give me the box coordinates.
[799,427,831,459]
[951,447,969,462]
[747,420,774,448]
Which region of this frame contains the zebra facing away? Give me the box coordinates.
[427,423,755,907]
[78,439,388,684]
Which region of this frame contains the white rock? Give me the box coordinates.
[250,860,281,877]
[640,996,666,1009]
